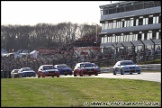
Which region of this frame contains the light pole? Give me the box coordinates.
[16,35,18,50]
[96,24,98,43]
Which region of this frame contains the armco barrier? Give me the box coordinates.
[100,64,161,73]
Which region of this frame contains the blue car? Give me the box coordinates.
[54,64,73,76]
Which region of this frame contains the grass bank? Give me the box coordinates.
[1,78,161,107]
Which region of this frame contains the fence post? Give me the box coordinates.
[150,38,155,61]
[139,40,146,63]
[130,42,136,63]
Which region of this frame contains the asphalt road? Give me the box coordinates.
[28,72,161,82]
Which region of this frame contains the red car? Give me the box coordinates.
[37,65,60,78]
[73,62,99,76]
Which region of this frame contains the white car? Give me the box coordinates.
[112,60,141,75]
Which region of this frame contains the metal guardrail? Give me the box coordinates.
[100,64,161,73]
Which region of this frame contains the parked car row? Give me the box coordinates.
[10,60,141,78]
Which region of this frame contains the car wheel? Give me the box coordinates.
[120,69,124,75]
[38,73,40,78]
[57,74,59,78]
[138,72,141,74]
[74,73,77,77]
[42,73,45,78]
[130,72,132,74]
[113,69,116,75]
[19,74,22,78]
[95,73,98,76]
[88,73,91,76]
[80,71,83,76]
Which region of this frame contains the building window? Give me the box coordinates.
[159,15,161,23]
[127,35,130,41]
[159,32,161,39]
[105,21,108,29]
[120,35,123,42]
[127,20,131,27]
[105,36,108,43]
[156,32,159,39]
[147,32,152,39]
[108,23,111,29]
[118,36,121,42]
[133,19,136,26]
[144,32,147,40]
[113,20,116,29]
[115,36,117,42]
[139,18,143,25]
[122,20,125,27]
[138,34,142,40]
[129,34,132,41]
[152,31,156,39]
[110,22,113,29]
[109,37,112,43]
[130,19,133,26]
[148,17,153,24]
[112,36,115,43]
[132,34,135,41]
[125,35,128,41]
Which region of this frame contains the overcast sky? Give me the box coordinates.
[1,1,119,26]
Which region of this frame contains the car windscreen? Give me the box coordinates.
[57,65,68,69]
[23,68,32,71]
[43,66,54,70]
[80,63,95,68]
[13,69,19,73]
[120,61,135,65]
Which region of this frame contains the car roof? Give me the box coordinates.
[118,60,133,62]
[40,65,53,66]
[20,67,31,69]
[55,64,67,66]
[12,69,20,70]
[76,62,93,65]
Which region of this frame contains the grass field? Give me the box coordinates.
[1,78,161,107]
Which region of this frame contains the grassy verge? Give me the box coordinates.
[1,78,161,107]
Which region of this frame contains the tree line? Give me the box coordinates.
[1,22,101,52]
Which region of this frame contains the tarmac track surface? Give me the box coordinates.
[26,72,161,82]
